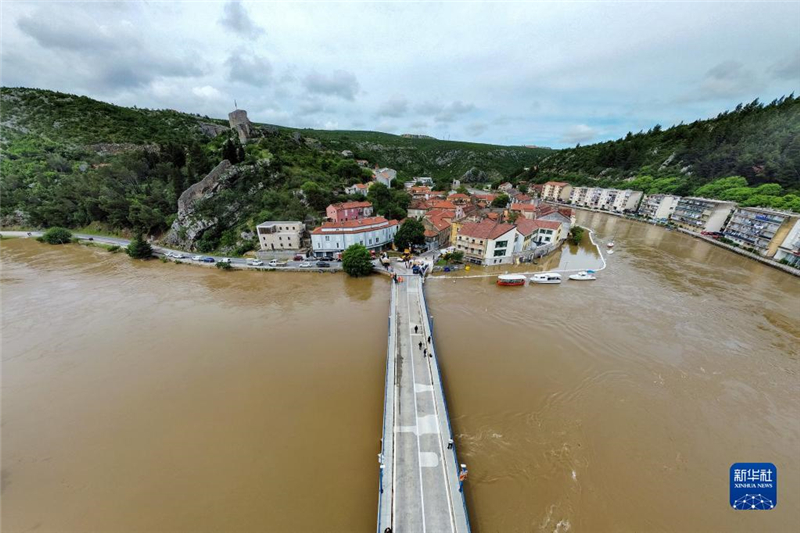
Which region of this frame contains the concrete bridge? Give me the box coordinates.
[377,274,470,532]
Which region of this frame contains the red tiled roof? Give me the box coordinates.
[448,193,470,200]
[329,201,372,210]
[515,218,561,236]
[510,203,536,212]
[474,193,497,201]
[458,219,515,240]
[514,193,532,202]
[312,216,398,235]
[427,199,457,210]
[545,181,569,187]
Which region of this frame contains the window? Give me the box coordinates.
[496,240,507,248]
[493,249,505,257]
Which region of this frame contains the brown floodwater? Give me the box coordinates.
[2,210,799,532]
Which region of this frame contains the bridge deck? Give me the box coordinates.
[378,275,469,532]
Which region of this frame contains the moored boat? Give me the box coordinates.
[568,270,597,281]
[530,272,562,284]
[497,274,527,286]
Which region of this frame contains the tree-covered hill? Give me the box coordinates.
[526,95,800,204]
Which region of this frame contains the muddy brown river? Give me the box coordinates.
[2,211,798,532]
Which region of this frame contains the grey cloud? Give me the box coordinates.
[770,49,800,80]
[303,70,360,101]
[15,8,202,93]
[219,1,265,38]
[560,124,598,144]
[227,51,273,86]
[409,120,429,129]
[686,60,764,102]
[377,95,409,117]
[466,122,488,137]
[434,101,475,123]
[296,100,326,116]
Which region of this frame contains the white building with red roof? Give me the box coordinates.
[344,182,372,197]
[311,216,399,258]
[542,181,573,202]
[454,219,518,265]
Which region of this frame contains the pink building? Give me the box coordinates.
[326,201,374,222]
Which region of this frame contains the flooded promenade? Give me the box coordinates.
[2,209,799,532]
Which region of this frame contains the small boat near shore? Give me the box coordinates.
[569,270,597,281]
[497,274,527,286]
[530,272,562,284]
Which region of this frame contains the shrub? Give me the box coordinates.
[216,261,232,270]
[42,227,73,244]
[569,225,585,245]
[107,245,120,253]
[126,233,154,259]
[342,243,373,277]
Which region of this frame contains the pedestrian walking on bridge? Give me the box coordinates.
[414,325,419,334]
[418,341,423,350]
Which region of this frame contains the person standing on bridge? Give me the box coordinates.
[423,348,427,357]
[427,335,431,344]
[414,325,419,334]
[418,341,423,350]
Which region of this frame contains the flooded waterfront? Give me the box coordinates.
[2,210,799,532]
[429,211,800,532]
[1,240,388,532]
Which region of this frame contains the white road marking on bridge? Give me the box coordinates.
[420,452,440,468]
[406,278,427,533]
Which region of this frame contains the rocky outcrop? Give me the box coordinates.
[460,167,488,183]
[165,160,233,250]
[229,109,253,143]
[198,122,229,138]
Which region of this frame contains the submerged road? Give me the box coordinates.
[378,274,470,532]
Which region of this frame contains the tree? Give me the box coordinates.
[342,243,373,277]
[42,227,72,244]
[569,225,585,245]
[491,193,510,208]
[394,218,425,250]
[126,232,153,259]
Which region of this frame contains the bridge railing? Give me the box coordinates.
[376,282,396,532]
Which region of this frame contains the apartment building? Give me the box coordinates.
[723,207,800,257]
[256,221,305,251]
[542,181,573,202]
[311,217,398,257]
[611,190,644,213]
[671,197,736,233]
[774,218,800,267]
[639,194,680,221]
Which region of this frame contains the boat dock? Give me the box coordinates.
[377,274,470,532]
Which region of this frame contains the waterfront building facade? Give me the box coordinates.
[611,190,644,213]
[671,197,736,233]
[723,207,800,257]
[542,181,572,202]
[256,221,305,251]
[311,217,398,257]
[774,218,800,267]
[455,220,518,265]
[639,194,680,221]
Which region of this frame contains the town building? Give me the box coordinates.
[509,203,537,220]
[422,211,453,251]
[311,217,399,258]
[373,168,397,187]
[671,197,736,233]
[497,182,514,192]
[356,159,370,167]
[447,193,472,206]
[639,194,680,221]
[256,221,305,251]
[611,190,644,213]
[511,192,533,204]
[455,219,518,265]
[723,207,800,257]
[404,177,434,188]
[542,181,573,202]
[326,201,373,223]
[344,182,371,196]
[513,219,563,257]
[775,218,800,267]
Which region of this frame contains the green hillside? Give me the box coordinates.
[522,95,800,211]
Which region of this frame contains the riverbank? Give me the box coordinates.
[556,203,800,278]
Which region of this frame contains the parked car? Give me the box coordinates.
[293,254,305,261]
[165,251,174,257]
[220,257,231,264]
[299,261,313,268]
[202,257,215,263]
[250,259,264,266]
[192,255,203,261]
[268,259,288,267]
[173,253,186,259]
[316,261,331,268]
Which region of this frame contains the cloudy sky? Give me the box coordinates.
[2,1,799,147]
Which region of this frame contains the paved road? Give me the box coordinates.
[0,231,352,271]
[379,274,469,532]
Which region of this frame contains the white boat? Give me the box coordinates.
[530,272,562,284]
[607,241,615,248]
[569,270,597,281]
[607,249,615,255]
[497,274,527,286]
